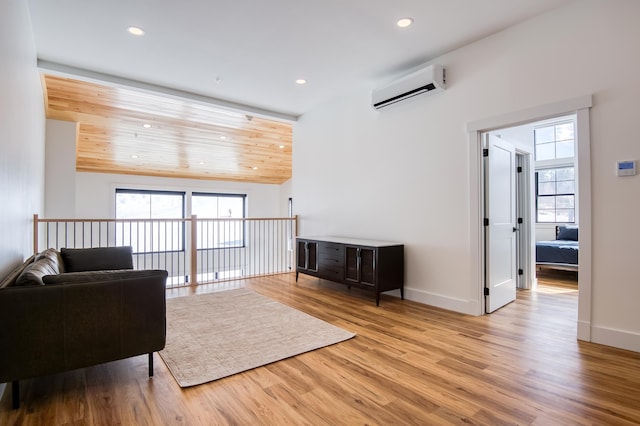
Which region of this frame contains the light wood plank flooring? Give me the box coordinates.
[2,273,639,425]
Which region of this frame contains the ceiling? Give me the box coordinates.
[28,0,574,183]
[43,74,292,184]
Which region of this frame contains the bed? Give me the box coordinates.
[536,225,579,271]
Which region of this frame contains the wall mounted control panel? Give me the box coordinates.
[617,160,636,177]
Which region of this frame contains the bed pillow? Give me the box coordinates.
[557,226,578,241]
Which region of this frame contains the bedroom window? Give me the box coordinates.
[534,120,576,223]
[536,167,575,223]
[115,189,185,253]
[534,121,574,161]
[192,193,246,249]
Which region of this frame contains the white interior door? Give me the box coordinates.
[485,134,517,313]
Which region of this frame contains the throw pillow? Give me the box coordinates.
[61,246,134,272]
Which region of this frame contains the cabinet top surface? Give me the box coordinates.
[297,236,403,247]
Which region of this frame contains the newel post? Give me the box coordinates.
[190,215,198,286]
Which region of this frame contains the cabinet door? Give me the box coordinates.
[345,246,359,282]
[296,240,318,272]
[307,242,318,272]
[359,248,376,286]
[296,240,307,269]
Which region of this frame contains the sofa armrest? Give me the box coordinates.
[0,269,167,383]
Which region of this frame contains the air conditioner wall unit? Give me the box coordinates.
[372,64,446,110]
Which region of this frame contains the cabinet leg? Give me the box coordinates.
[12,380,19,409]
[400,287,404,300]
[376,292,380,306]
[295,271,299,282]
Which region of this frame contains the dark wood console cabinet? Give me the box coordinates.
[296,237,404,305]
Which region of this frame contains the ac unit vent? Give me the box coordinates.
[372,64,445,110]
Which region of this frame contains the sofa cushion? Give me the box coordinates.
[61,246,134,272]
[15,250,61,286]
[42,269,167,285]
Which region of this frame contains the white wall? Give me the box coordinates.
[45,119,76,217]
[293,0,640,351]
[73,172,283,218]
[0,0,46,396]
[0,0,45,276]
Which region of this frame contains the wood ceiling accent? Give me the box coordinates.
[42,74,293,184]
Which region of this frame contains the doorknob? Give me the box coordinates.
[513,227,518,232]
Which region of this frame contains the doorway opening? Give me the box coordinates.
[467,95,592,341]
[482,114,578,313]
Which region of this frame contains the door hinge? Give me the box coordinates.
[484,218,489,226]
[517,166,523,173]
[517,217,523,224]
[518,269,524,276]
[483,148,489,157]
[484,287,490,296]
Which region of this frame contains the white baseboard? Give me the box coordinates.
[590,325,640,353]
[404,287,481,316]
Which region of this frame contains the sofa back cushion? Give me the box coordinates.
[61,246,134,272]
[42,269,167,285]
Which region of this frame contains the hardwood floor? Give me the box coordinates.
[2,273,639,425]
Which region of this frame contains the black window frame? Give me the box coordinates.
[191,192,247,250]
[115,188,186,254]
[534,167,576,224]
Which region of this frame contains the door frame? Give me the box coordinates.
[515,151,533,290]
[467,95,592,342]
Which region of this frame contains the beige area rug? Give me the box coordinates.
[159,288,356,387]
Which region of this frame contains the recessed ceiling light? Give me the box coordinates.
[131,154,139,159]
[127,26,145,36]
[142,123,151,128]
[279,145,285,149]
[199,161,205,165]
[219,136,227,140]
[295,79,307,85]
[397,17,414,28]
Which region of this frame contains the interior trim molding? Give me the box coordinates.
[591,326,640,353]
[466,95,592,132]
[467,95,593,338]
[405,287,481,316]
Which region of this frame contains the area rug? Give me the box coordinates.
[159,288,356,387]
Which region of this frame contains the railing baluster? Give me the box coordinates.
[31,215,296,288]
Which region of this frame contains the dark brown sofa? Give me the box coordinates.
[0,246,167,409]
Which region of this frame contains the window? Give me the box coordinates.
[534,121,574,161]
[192,193,246,249]
[115,189,185,252]
[536,167,575,223]
[534,120,575,223]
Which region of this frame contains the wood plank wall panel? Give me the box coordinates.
[42,74,293,184]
